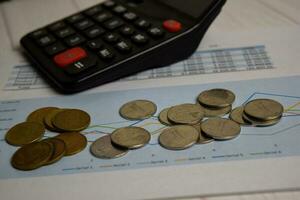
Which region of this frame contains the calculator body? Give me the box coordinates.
[21,0,226,93]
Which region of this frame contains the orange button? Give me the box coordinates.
[163,20,182,33]
[54,47,87,68]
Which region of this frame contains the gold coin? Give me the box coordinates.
[230,106,251,125]
[242,113,281,127]
[197,89,235,108]
[55,132,87,156]
[43,138,66,165]
[5,122,45,146]
[159,125,199,150]
[202,105,232,117]
[119,100,157,120]
[167,104,204,125]
[111,127,151,149]
[192,123,214,144]
[27,107,58,125]
[244,99,284,121]
[11,141,53,170]
[158,108,173,126]
[43,108,64,131]
[201,118,241,140]
[52,109,91,132]
[90,135,128,159]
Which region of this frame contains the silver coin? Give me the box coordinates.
[90,135,128,159]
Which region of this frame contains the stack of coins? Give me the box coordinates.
[90,100,154,159]
[230,99,283,127]
[5,107,90,171]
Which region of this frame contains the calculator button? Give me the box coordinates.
[116,41,132,53]
[104,33,119,43]
[113,5,127,14]
[148,27,165,38]
[84,6,103,16]
[56,27,75,38]
[64,56,98,75]
[74,19,94,30]
[54,47,87,67]
[103,1,116,8]
[135,19,151,29]
[85,26,105,38]
[120,26,135,36]
[94,12,113,23]
[123,12,138,21]
[49,21,66,31]
[98,48,115,60]
[44,42,66,55]
[65,34,86,46]
[37,35,56,46]
[67,14,85,23]
[104,18,124,30]
[131,33,148,45]
[163,20,182,33]
[87,39,103,50]
[31,29,48,39]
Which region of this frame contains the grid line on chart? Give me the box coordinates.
[3,45,273,91]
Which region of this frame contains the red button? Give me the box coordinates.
[54,47,87,68]
[163,20,182,33]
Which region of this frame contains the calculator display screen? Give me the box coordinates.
[158,0,215,18]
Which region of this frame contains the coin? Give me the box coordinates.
[201,118,241,140]
[43,108,64,131]
[192,123,214,144]
[43,138,66,165]
[159,125,199,150]
[119,100,157,120]
[52,109,91,132]
[27,107,58,125]
[5,122,45,146]
[158,108,173,126]
[230,106,251,125]
[55,132,87,156]
[90,135,128,159]
[167,104,204,125]
[111,127,151,149]
[202,105,232,117]
[197,89,235,108]
[11,141,53,170]
[244,99,284,121]
[242,113,281,127]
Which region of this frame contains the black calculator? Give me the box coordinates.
[21,0,226,93]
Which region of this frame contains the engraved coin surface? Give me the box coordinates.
[27,107,58,125]
[55,132,87,156]
[201,118,241,140]
[43,138,66,165]
[230,106,251,125]
[44,108,64,131]
[198,89,235,108]
[5,122,45,146]
[159,125,199,150]
[52,109,91,132]
[158,108,173,126]
[90,135,128,159]
[192,123,214,144]
[244,99,284,121]
[167,104,204,125]
[243,113,281,127]
[11,141,53,170]
[203,105,232,117]
[119,100,157,120]
[111,127,151,149]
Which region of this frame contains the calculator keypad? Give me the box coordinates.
[29,0,182,77]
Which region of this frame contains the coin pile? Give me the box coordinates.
[5,107,90,171]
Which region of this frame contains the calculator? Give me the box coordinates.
[21,0,226,93]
